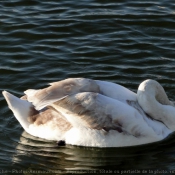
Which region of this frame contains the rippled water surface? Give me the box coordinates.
[1,0,175,174]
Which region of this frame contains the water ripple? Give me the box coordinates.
[1,0,175,172]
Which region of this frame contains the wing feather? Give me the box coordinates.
[51,92,124,133]
[50,92,159,138]
[25,78,100,110]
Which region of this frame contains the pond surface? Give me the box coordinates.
[1,0,175,174]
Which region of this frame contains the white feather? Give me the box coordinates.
[2,79,175,147]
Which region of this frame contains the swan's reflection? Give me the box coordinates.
[11,131,175,172]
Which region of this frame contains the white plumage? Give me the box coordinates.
[2,78,175,147]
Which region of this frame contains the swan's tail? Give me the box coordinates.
[2,91,33,131]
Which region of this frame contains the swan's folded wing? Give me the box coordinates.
[50,92,124,133]
[24,78,100,110]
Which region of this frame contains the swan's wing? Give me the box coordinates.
[28,107,72,132]
[24,78,100,110]
[24,78,137,111]
[50,92,124,132]
[50,92,157,138]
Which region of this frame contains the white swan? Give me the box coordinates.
[2,78,175,147]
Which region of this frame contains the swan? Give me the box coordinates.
[2,78,175,147]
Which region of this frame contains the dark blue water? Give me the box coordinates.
[1,0,175,174]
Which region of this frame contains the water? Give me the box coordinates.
[1,0,175,174]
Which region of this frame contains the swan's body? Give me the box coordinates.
[2,78,175,147]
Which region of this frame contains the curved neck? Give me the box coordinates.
[137,79,175,130]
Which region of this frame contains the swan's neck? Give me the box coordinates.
[137,79,175,130]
